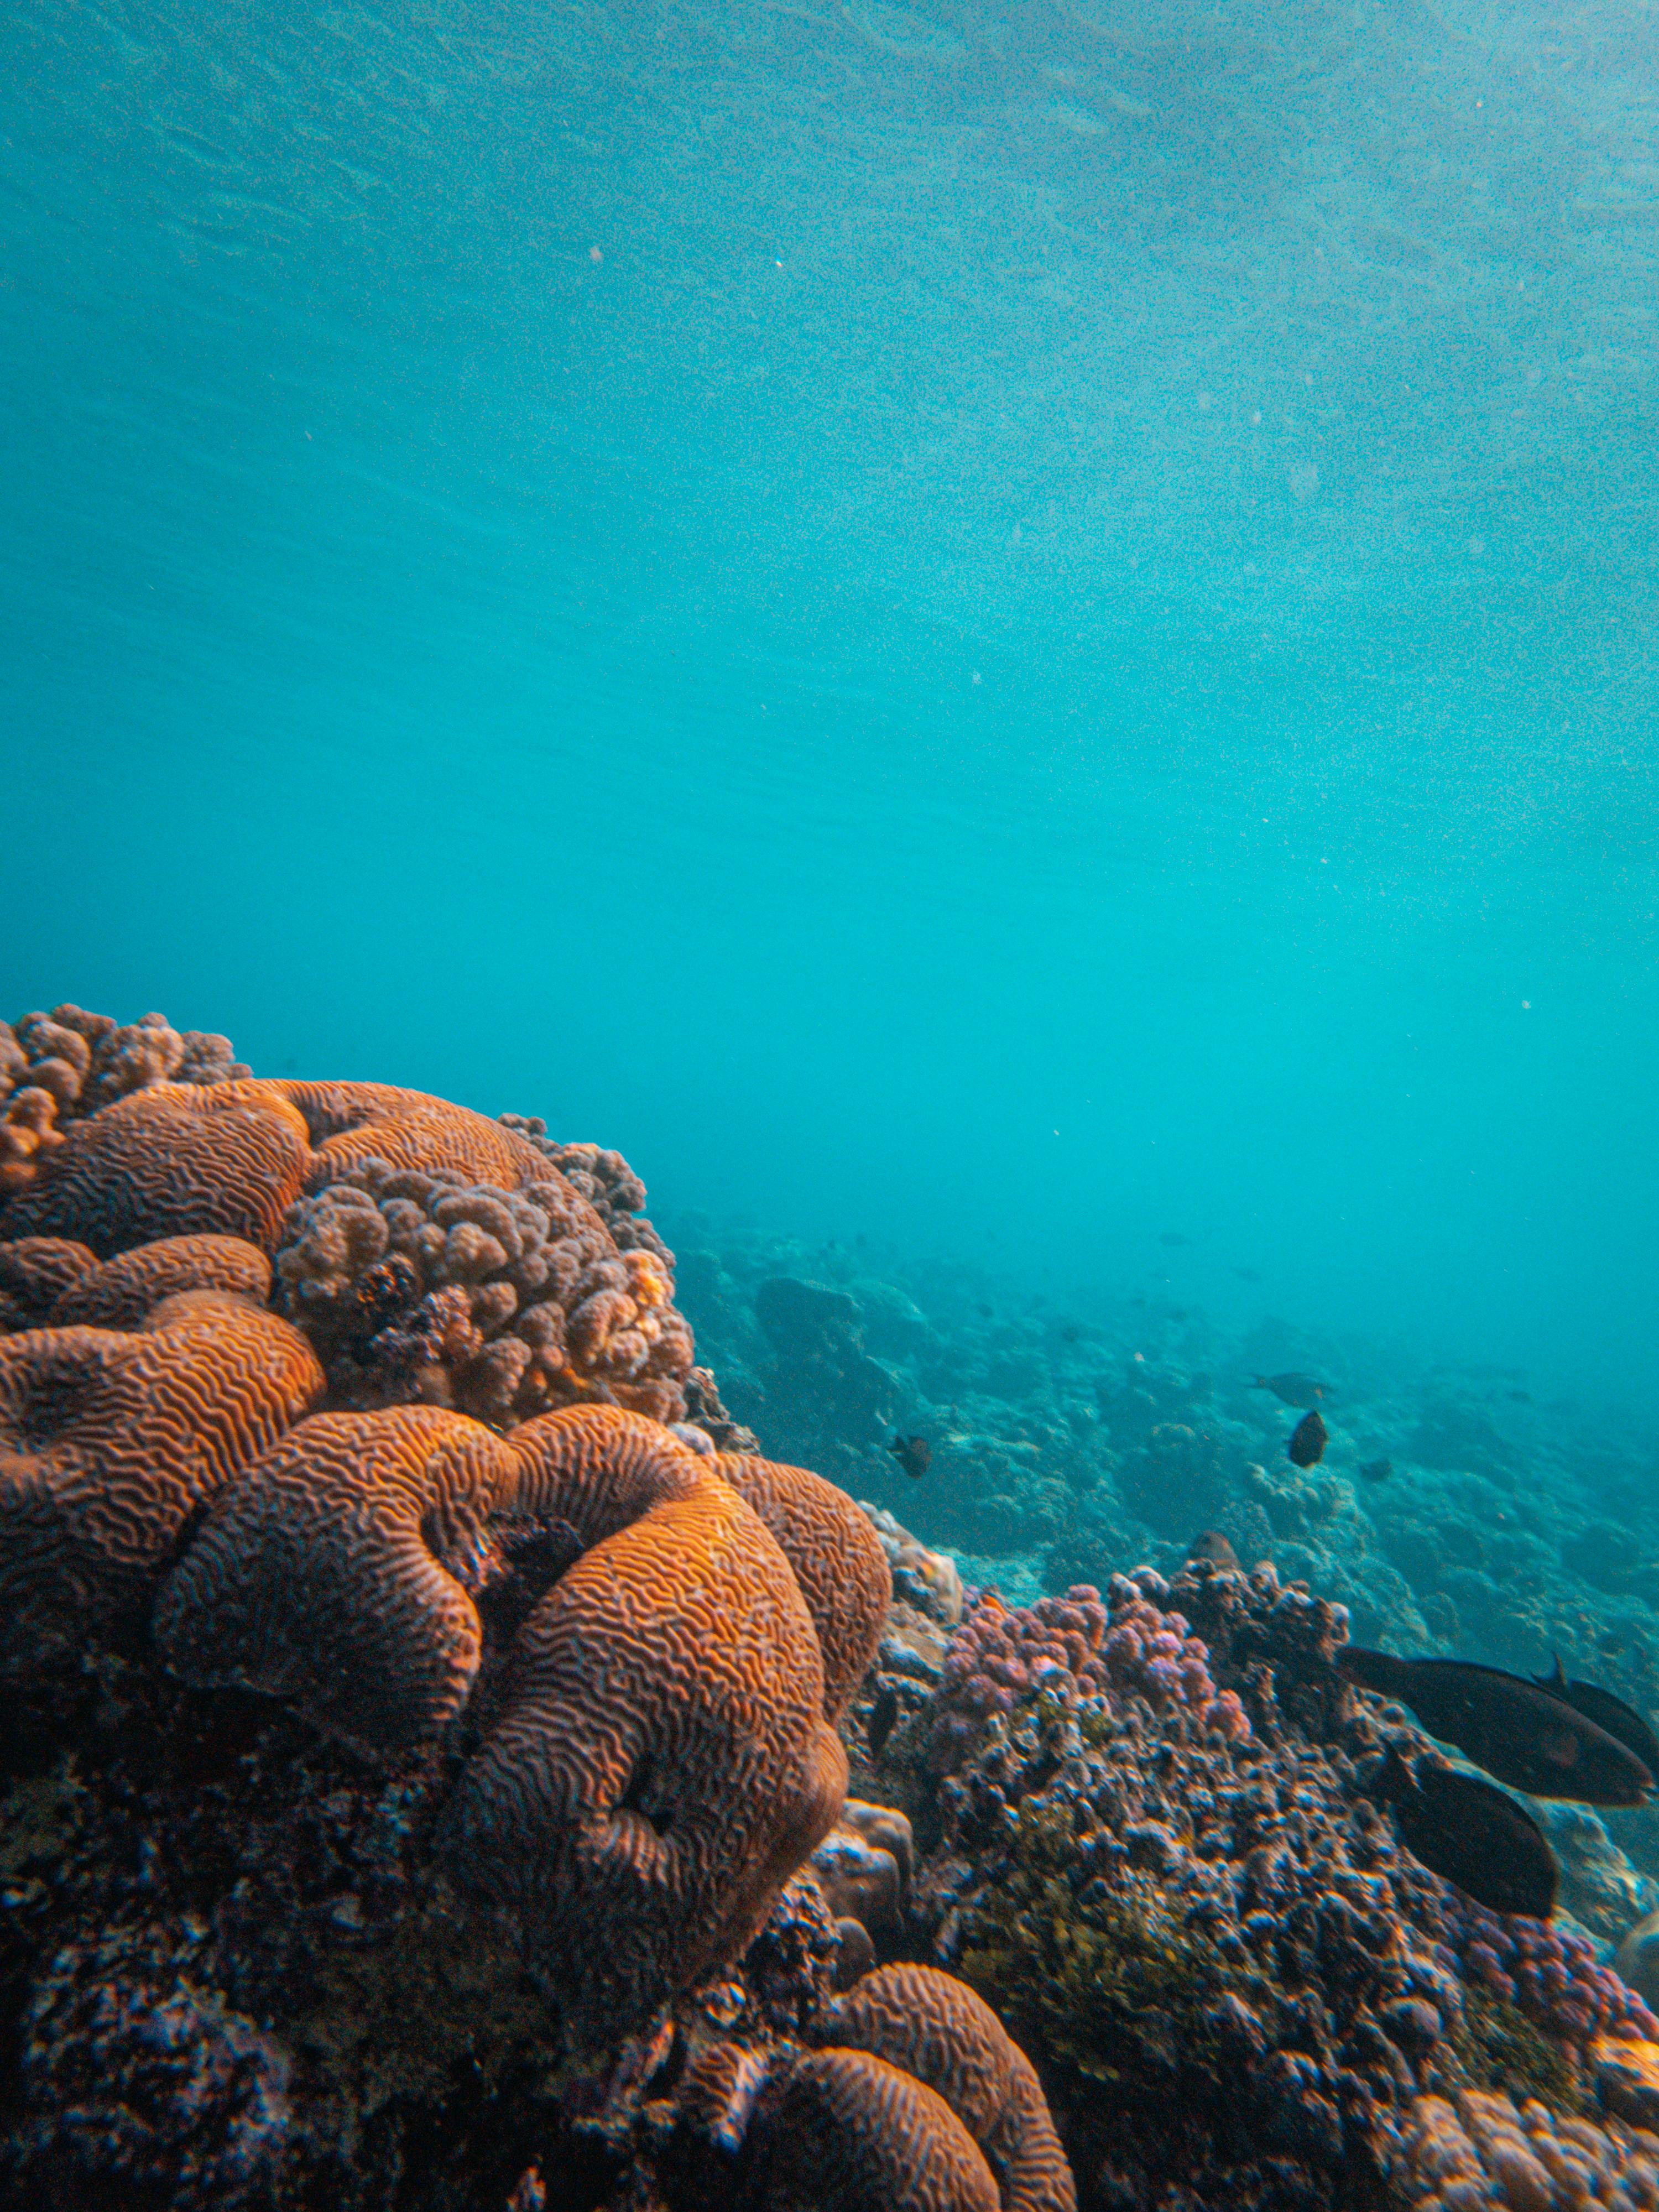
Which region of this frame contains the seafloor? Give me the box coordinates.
[4,1003,1659,2212]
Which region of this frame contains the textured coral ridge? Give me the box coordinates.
[0,1014,702,1425]
[869,1558,1659,2212]
[147,1397,886,2033]
[0,1290,324,1669]
[423,1406,882,2030]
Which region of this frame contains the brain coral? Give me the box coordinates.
[47,1234,272,1328]
[0,1237,97,1330]
[441,1459,848,2038]
[0,1291,322,1671]
[760,2049,1001,2212]
[826,1964,1077,2212]
[0,1005,248,1196]
[0,1082,313,1256]
[153,1405,521,1754]
[713,1451,893,1719]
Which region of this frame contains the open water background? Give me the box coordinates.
[3,0,1656,1422]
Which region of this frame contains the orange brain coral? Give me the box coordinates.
[153,1405,520,1754]
[0,1291,322,1670]
[0,1237,97,1330]
[0,1082,312,1256]
[49,1234,272,1328]
[761,2049,1001,2212]
[713,1452,891,1720]
[272,1080,552,1191]
[826,1966,1076,2212]
[441,1467,848,2038]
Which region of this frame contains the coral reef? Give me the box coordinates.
[13,1003,1659,2212]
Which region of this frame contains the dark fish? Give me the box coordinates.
[977,1303,993,1318]
[1533,1657,1659,1780]
[1356,1456,1394,1483]
[1060,1324,1081,1343]
[1233,1267,1262,1284]
[1160,1232,1190,1247]
[888,1434,932,1480]
[1337,1647,1655,1806]
[1375,1747,1558,1919]
[1186,1531,1240,1570]
[1253,1373,1328,1407]
[1508,1390,1533,1404]
[1287,1409,1328,1468]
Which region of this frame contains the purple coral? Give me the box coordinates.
[930,1573,1249,1772]
[1449,1896,1659,2046]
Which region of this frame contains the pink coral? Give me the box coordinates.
[930,1573,1249,1773]
[1449,1896,1658,2047]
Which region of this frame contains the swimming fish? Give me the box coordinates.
[888,1433,932,1480]
[1160,1232,1190,1247]
[1253,1374,1328,1407]
[1337,1648,1654,1805]
[1375,1747,1558,1919]
[1532,1657,1659,1780]
[1185,1531,1240,1570]
[1287,1409,1328,1467]
[1355,1456,1394,1483]
[1233,1267,1262,1283]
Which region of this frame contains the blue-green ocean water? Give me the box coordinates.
[3,0,1656,1422]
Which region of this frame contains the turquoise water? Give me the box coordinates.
[3,0,1656,1418]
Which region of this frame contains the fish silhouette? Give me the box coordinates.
[1233,1267,1262,1283]
[1532,1657,1659,1780]
[1160,1232,1190,1247]
[1252,1373,1328,1407]
[1185,1530,1240,1570]
[1338,1648,1653,1806]
[1355,1456,1394,1483]
[1375,1747,1558,1919]
[888,1433,932,1480]
[1287,1409,1328,1467]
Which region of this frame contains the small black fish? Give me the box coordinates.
[1533,1657,1659,1780]
[1287,1409,1328,1468]
[977,1303,993,1319]
[1160,1232,1190,1247]
[1375,1747,1558,1919]
[1508,1389,1532,1404]
[1233,1267,1262,1284]
[1186,1530,1240,1571]
[1060,1324,1081,1343]
[1356,1456,1394,1483]
[1253,1373,1328,1408]
[1338,1648,1654,1806]
[888,1433,932,1480]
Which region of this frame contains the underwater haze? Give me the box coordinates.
[3,0,1657,1418]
